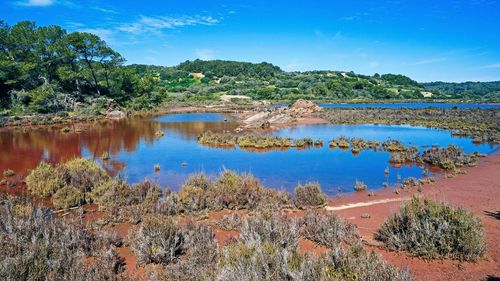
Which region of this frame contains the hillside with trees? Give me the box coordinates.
[422,81,500,99]
[1,19,498,116]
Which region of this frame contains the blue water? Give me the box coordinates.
[92,114,496,196]
[274,103,500,109]
[2,113,496,196]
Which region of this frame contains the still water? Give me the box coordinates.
[0,113,496,195]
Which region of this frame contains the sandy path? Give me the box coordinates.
[325,197,409,211]
[327,153,500,281]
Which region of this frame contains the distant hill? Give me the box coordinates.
[421,81,500,98]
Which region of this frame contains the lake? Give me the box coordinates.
[0,113,496,196]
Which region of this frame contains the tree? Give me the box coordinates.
[64,32,106,96]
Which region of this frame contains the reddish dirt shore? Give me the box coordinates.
[328,153,500,281]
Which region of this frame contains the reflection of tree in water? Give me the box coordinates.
[0,118,163,177]
[0,117,240,178]
[161,121,239,140]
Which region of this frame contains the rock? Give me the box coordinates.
[261,121,271,129]
[105,110,127,120]
[244,111,270,124]
[291,99,320,111]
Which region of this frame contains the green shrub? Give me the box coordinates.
[60,158,108,192]
[88,179,125,210]
[26,162,65,197]
[3,169,15,177]
[52,186,84,210]
[294,182,326,208]
[214,170,242,209]
[376,197,486,261]
[178,184,206,213]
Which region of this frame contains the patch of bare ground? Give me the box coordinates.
[327,152,500,281]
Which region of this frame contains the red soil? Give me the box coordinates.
[328,153,500,281]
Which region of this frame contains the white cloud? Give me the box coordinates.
[118,15,220,35]
[16,0,55,7]
[78,28,114,43]
[411,57,447,65]
[195,49,214,60]
[93,7,118,14]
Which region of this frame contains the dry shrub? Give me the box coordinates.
[294,182,326,208]
[216,241,316,281]
[240,210,299,250]
[162,222,219,280]
[25,162,65,197]
[326,242,414,281]
[301,209,357,247]
[376,197,486,261]
[0,200,100,280]
[130,215,184,265]
[52,186,84,210]
[215,211,243,231]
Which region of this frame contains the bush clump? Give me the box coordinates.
[131,215,185,265]
[376,197,486,261]
[294,182,326,208]
[52,186,84,210]
[3,169,15,177]
[26,162,65,197]
[301,209,357,247]
[240,210,300,250]
[59,158,108,192]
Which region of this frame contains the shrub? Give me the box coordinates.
[26,162,65,197]
[214,170,242,209]
[88,179,125,210]
[215,211,243,230]
[183,172,213,191]
[301,209,357,247]
[327,242,414,281]
[234,173,265,209]
[178,184,206,213]
[60,158,108,192]
[216,241,314,281]
[130,215,185,265]
[161,222,219,280]
[3,169,15,177]
[294,182,326,208]
[240,210,299,250]
[52,186,84,210]
[354,180,367,192]
[0,200,90,280]
[376,197,486,261]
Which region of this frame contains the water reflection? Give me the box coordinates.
[0,113,497,196]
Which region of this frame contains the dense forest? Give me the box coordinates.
[0,20,498,116]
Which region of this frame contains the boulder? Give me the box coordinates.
[291,99,319,111]
[106,110,127,120]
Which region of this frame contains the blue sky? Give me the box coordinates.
[2,0,500,82]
